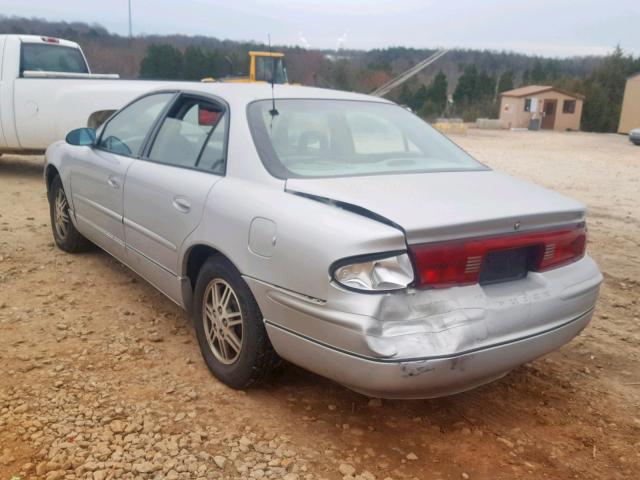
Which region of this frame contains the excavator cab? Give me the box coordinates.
[202,51,289,84]
[251,52,288,84]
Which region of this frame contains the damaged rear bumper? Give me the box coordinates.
[245,255,601,399]
[264,308,593,399]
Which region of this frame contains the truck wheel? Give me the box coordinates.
[48,176,92,252]
[193,256,280,389]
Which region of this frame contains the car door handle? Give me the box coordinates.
[107,176,120,189]
[172,197,191,213]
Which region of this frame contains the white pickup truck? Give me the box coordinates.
[0,34,168,154]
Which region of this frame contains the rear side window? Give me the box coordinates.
[98,93,174,157]
[20,44,88,74]
[148,96,227,174]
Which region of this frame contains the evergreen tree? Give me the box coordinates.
[427,70,448,112]
[476,71,496,100]
[543,59,560,81]
[332,59,352,91]
[140,44,183,79]
[582,46,638,132]
[411,85,429,111]
[453,65,499,121]
[497,71,514,92]
[398,84,413,107]
[205,50,226,78]
[530,60,546,83]
[453,65,478,104]
[183,46,210,80]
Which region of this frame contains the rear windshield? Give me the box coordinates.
[20,43,89,74]
[247,99,486,179]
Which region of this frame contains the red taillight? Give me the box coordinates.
[537,225,586,271]
[410,223,586,288]
[41,36,60,44]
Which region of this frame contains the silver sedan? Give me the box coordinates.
[44,84,602,399]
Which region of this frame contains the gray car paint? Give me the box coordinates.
[70,146,133,259]
[45,83,602,398]
[286,171,585,244]
[123,160,222,301]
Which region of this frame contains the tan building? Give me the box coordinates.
[499,85,584,131]
[618,73,640,134]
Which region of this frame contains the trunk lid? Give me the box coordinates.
[286,171,585,244]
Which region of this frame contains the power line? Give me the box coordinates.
[370,49,449,97]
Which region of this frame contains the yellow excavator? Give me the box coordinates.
[202,51,289,84]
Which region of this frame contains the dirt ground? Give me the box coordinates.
[1,129,639,480]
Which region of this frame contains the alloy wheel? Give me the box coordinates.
[202,278,244,364]
[54,188,70,240]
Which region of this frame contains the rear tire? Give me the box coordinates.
[48,175,92,253]
[193,256,280,389]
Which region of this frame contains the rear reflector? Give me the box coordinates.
[410,223,586,288]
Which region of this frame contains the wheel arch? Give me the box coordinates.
[45,164,60,194]
[181,243,245,313]
[183,243,241,291]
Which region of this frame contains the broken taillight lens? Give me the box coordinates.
[410,223,586,288]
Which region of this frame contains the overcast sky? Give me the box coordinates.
[4,0,639,57]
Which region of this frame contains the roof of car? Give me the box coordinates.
[140,82,393,106]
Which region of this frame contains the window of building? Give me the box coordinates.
[563,99,576,114]
[524,98,532,112]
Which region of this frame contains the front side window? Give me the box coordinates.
[148,96,227,173]
[20,43,88,74]
[248,99,486,179]
[98,93,174,157]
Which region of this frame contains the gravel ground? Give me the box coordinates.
[0,129,639,480]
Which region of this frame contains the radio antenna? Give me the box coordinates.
[268,34,279,117]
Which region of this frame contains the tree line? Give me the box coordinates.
[2,15,638,132]
[139,44,235,80]
[373,47,639,130]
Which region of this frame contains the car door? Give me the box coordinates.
[123,93,228,303]
[70,92,175,259]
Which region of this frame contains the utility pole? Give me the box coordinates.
[128,0,134,78]
[128,0,133,39]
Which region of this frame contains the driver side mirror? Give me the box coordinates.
[66,128,96,146]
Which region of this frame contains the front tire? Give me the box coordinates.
[48,175,92,252]
[193,256,279,389]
